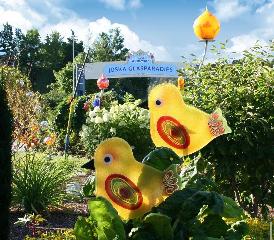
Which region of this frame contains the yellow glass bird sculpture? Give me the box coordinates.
[93,137,180,220]
[148,83,231,157]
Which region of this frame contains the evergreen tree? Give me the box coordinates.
[90,28,129,62]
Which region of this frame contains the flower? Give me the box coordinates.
[110,127,116,134]
[94,116,103,124]
[93,106,100,112]
[26,91,34,97]
[89,111,96,118]
[18,79,25,87]
[103,113,110,122]
[43,135,56,146]
[40,120,48,129]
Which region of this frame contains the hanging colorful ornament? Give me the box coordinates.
[97,74,109,90]
[148,83,231,157]
[193,7,220,41]
[87,137,182,220]
[83,100,91,111]
[92,95,101,108]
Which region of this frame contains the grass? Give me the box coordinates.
[12,152,89,176]
[11,151,90,213]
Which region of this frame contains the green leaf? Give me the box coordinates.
[200,215,228,238]
[82,176,95,197]
[74,197,126,240]
[87,197,126,240]
[179,191,224,222]
[142,147,182,171]
[74,216,97,240]
[155,188,198,219]
[143,213,173,240]
[221,196,245,218]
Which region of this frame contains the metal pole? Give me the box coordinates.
[270,221,273,240]
[71,30,75,93]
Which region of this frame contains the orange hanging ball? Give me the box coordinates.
[193,8,220,40]
[97,74,109,90]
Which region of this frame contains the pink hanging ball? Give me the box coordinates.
[97,74,109,90]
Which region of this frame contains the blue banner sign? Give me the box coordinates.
[103,50,178,78]
[104,62,177,77]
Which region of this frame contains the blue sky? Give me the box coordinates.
[0,0,273,61]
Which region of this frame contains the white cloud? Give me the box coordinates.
[98,0,125,10]
[0,0,46,31]
[225,0,274,53]
[0,0,165,60]
[98,0,142,10]
[39,16,171,61]
[227,34,267,53]
[128,0,142,9]
[211,0,249,21]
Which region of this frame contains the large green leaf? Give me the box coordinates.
[74,197,126,240]
[221,196,245,218]
[88,197,126,240]
[199,215,228,238]
[142,147,182,171]
[155,188,198,219]
[74,216,97,240]
[179,191,224,222]
[143,213,173,240]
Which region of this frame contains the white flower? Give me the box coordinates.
[18,79,24,86]
[103,113,110,122]
[43,136,51,144]
[140,109,148,116]
[94,116,103,124]
[93,106,100,112]
[34,105,42,113]
[110,107,115,113]
[89,111,96,118]
[118,121,126,126]
[110,127,116,134]
[26,91,34,97]
[40,120,48,129]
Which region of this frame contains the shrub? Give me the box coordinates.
[12,153,70,213]
[48,90,118,154]
[245,218,272,239]
[81,98,153,159]
[0,74,13,239]
[0,66,48,150]
[178,42,274,218]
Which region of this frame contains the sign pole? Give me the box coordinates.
[71,30,75,93]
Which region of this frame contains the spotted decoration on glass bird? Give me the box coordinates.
[157,116,190,149]
[105,174,143,210]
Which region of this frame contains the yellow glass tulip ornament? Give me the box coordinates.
[193,7,220,41]
[193,7,221,70]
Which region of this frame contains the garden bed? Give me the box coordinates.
[10,203,88,240]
